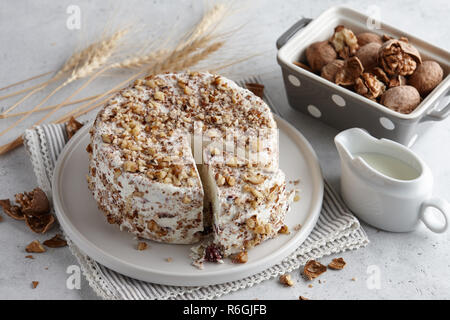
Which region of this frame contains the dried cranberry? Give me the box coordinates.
[204,244,222,262]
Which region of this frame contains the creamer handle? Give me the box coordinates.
[276,18,312,49]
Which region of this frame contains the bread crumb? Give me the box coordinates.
[31,281,39,289]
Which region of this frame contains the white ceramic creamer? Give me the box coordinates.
[335,128,449,233]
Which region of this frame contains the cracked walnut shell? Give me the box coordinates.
[303,260,327,280]
[378,39,422,76]
[328,257,346,270]
[335,56,364,86]
[15,188,50,217]
[0,199,24,220]
[25,213,55,234]
[43,234,67,248]
[355,73,386,100]
[66,117,84,140]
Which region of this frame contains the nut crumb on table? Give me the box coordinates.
[137,242,148,251]
[279,274,295,287]
[25,240,46,253]
[328,257,346,270]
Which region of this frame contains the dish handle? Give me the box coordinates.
[276,18,312,50]
[422,88,450,122]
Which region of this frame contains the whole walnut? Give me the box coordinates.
[331,25,359,59]
[356,42,381,71]
[378,39,422,76]
[355,73,385,100]
[306,41,337,72]
[380,85,421,114]
[408,60,444,96]
[357,32,383,46]
[321,59,345,82]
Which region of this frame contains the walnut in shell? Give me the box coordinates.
[355,73,386,100]
[320,59,345,82]
[306,41,337,72]
[408,60,444,96]
[378,39,422,76]
[331,25,359,59]
[356,42,381,71]
[357,32,383,46]
[380,85,421,114]
[335,56,364,86]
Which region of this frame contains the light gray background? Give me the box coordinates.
[0,0,449,300]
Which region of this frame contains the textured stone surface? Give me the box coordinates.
[0,0,449,299]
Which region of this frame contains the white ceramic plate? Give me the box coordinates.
[52,115,323,286]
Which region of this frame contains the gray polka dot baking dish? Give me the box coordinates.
[276,6,450,146]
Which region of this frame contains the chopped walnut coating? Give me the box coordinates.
[278,225,290,234]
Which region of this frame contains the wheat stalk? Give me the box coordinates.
[0,41,96,105]
[0,5,231,155]
[0,28,128,139]
[0,92,117,119]
[0,71,52,92]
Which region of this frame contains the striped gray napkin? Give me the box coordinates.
[22,82,369,300]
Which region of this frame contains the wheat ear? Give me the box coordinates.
[0,29,128,138]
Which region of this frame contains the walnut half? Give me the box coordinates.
[355,73,386,100]
[378,39,422,76]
